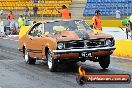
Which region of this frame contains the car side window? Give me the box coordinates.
[29,23,43,37]
[44,22,55,34]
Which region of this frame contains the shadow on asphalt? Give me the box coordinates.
[28,61,110,74]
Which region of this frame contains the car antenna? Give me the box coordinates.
[42,0,45,22]
[51,6,55,20]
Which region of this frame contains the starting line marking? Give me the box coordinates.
[1,36,18,42]
[0,48,21,56]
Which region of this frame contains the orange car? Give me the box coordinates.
[18,19,116,72]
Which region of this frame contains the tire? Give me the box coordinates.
[99,55,110,70]
[47,50,58,72]
[24,48,36,65]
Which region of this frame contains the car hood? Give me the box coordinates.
[49,30,113,42]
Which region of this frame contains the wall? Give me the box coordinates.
[86,20,122,27]
[113,40,132,59]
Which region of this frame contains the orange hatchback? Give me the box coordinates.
[18,19,116,72]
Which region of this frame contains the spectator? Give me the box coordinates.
[0,10,3,15]
[18,15,25,29]
[34,0,38,3]
[128,15,132,39]
[115,9,121,19]
[0,10,3,20]
[7,11,14,21]
[24,5,29,18]
[33,5,38,18]
[92,10,102,31]
[38,0,41,3]
[55,5,71,19]
[129,15,132,22]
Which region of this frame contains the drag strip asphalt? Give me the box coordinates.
[0,38,132,88]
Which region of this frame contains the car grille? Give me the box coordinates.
[65,41,84,49]
[64,39,106,49]
[86,40,106,48]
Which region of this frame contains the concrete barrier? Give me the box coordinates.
[113,40,132,59]
[86,20,122,27]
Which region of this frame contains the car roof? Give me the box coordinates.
[38,19,83,23]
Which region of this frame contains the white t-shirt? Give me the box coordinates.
[116,10,121,19]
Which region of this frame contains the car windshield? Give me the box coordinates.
[44,20,92,34]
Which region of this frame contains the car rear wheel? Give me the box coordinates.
[99,55,110,70]
[24,48,36,65]
[47,50,58,72]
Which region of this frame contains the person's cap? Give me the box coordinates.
[19,15,22,17]
[95,10,100,14]
[62,5,67,9]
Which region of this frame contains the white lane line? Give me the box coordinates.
[3,38,8,39]
[14,40,18,42]
[7,38,18,42]
[0,48,21,56]
[112,56,132,61]
[2,37,18,42]
[8,35,18,37]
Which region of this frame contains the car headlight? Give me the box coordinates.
[106,39,112,46]
[57,43,64,49]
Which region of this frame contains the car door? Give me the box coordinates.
[28,23,44,59]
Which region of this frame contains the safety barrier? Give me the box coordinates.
[86,20,122,27]
[113,40,132,59]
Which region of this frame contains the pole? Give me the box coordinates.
[42,1,44,21]
[131,29,132,40]
[130,22,132,40]
[119,26,132,39]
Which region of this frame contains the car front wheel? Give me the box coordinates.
[24,48,36,65]
[99,55,110,70]
[47,50,58,72]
